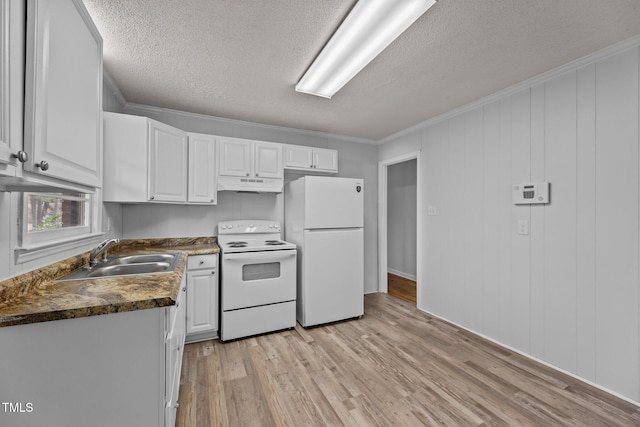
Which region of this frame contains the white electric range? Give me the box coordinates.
[218,220,297,341]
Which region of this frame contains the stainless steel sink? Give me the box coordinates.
[87,262,173,277]
[55,252,179,281]
[108,253,177,265]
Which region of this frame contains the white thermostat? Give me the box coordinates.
[513,182,550,205]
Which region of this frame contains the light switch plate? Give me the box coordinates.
[518,220,529,235]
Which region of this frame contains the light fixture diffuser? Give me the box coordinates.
[295,0,437,99]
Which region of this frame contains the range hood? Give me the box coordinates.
[217,175,283,193]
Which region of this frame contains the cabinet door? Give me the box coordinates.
[254,141,283,178]
[313,148,338,172]
[186,269,218,335]
[0,1,17,176]
[284,145,313,169]
[218,137,252,177]
[23,0,102,188]
[149,120,187,202]
[166,279,186,427]
[188,133,216,204]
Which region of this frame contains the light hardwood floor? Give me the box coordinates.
[387,272,417,305]
[176,293,640,426]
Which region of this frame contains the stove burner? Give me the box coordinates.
[265,240,286,246]
[227,241,248,248]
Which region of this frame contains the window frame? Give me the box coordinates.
[22,192,92,245]
[16,190,103,264]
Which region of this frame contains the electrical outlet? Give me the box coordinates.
[427,206,437,216]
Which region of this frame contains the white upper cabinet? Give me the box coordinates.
[218,136,283,179]
[103,112,188,203]
[188,133,217,204]
[284,145,313,169]
[148,120,188,202]
[0,1,18,177]
[23,0,102,188]
[312,148,339,172]
[254,141,284,178]
[218,137,252,177]
[283,145,338,173]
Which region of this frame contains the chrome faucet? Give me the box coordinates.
[89,238,120,266]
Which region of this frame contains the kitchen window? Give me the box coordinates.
[21,192,92,246]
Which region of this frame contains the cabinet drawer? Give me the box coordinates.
[187,254,218,270]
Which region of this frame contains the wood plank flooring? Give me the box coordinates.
[176,293,640,426]
[387,272,417,305]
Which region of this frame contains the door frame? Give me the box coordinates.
[378,151,422,307]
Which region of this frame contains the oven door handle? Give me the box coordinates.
[223,251,296,262]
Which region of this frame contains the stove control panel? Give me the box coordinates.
[218,220,280,234]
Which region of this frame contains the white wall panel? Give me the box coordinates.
[594,48,639,400]
[423,123,443,314]
[447,115,467,323]
[508,89,531,352]
[379,43,640,402]
[544,71,578,372]
[434,120,452,319]
[481,101,501,337]
[529,83,546,359]
[576,63,597,382]
[497,97,513,345]
[463,109,484,331]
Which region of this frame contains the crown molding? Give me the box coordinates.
[102,69,126,108]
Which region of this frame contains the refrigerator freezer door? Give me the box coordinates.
[300,228,364,327]
[304,177,363,229]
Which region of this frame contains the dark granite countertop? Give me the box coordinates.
[0,237,219,327]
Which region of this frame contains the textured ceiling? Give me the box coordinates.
[83,0,640,141]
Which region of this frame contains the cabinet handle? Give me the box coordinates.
[35,160,49,171]
[246,173,250,177]
[199,260,204,265]
[182,286,187,292]
[11,151,28,163]
[211,271,215,275]
[255,173,259,177]
[150,196,155,200]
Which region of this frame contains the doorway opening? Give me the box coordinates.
[378,152,422,308]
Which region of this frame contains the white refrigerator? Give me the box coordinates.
[285,176,364,327]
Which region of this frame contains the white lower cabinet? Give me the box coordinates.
[186,254,219,342]
[166,277,187,427]
[0,277,187,427]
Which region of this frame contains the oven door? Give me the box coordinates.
[221,249,296,310]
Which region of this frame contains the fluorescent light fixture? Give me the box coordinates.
[295,0,437,99]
